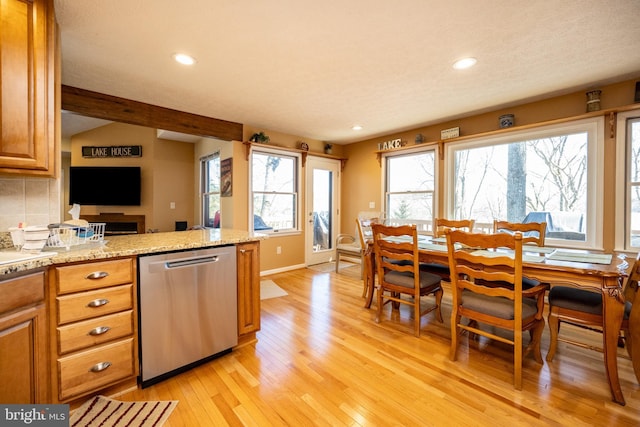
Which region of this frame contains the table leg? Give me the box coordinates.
[602,276,626,405]
[363,247,375,308]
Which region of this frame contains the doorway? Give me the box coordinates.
[305,157,341,265]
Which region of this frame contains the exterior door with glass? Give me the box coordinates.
[305,157,340,265]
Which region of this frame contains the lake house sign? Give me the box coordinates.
[377,138,404,151]
[82,146,142,158]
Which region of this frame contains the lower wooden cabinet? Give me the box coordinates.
[0,270,48,403]
[237,241,261,343]
[49,257,138,403]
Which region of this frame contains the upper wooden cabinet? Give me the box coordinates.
[0,0,56,176]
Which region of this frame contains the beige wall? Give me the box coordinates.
[68,122,196,232]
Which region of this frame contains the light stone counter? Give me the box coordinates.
[0,229,267,275]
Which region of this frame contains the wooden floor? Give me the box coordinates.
[119,262,640,426]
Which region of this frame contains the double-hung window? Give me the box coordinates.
[445,117,604,247]
[250,148,300,233]
[201,153,220,228]
[383,148,437,233]
[615,109,640,250]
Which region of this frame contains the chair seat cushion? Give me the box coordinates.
[461,291,539,320]
[337,243,361,254]
[476,277,540,290]
[384,270,442,290]
[549,286,632,318]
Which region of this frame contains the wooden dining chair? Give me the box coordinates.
[371,223,443,337]
[421,218,475,281]
[546,252,640,374]
[493,219,547,246]
[445,229,547,389]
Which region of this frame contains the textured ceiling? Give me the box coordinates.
[55,0,640,144]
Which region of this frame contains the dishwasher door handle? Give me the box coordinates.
[164,255,219,269]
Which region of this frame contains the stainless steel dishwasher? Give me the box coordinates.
[138,246,237,387]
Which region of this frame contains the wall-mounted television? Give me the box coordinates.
[69,166,141,206]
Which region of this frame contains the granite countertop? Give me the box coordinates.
[0,229,267,276]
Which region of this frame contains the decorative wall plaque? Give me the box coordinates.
[82,146,142,158]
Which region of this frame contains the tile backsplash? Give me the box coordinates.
[0,176,61,232]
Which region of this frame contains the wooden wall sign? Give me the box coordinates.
[377,138,403,151]
[82,146,142,158]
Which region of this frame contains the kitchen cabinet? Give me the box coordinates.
[0,0,57,176]
[0,270,48,403]
[237,241,261,344]
[49,257,138,403]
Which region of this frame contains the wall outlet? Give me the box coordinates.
[170,202,175,209]
[276,246,282,255]
[369,201,375,209]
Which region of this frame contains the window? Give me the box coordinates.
[250,148,300,233]
[201,153,220,228]
[384,148,437,233]
[615,110,640,250]
[446,117,604,247]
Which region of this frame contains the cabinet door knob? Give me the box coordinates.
[85,271,109,280]
[240,249,246,254]
[89,361,112,373]
[88,326,111,336]
[87,298,109,308]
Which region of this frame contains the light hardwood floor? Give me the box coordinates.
[119,263,640,426]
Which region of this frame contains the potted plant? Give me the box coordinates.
[324,143,333,154]
[250,132,270,143]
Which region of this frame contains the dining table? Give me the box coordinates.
[362,235,636,406]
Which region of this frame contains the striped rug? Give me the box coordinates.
[70,395,177,427]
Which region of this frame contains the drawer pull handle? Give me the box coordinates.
[89,362,112,373]
[86,271,109,280]
[88,326,111,336]
[87,298,109,308]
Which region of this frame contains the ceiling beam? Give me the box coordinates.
[61,85,243,141]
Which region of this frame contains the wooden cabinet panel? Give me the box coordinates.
[58,338,135,401]
[56,284,132,325]
[237,241,260,336]
[0,271,48,404]
[57,310,133,355]
[53,258,133,294]
[0,0,56,176]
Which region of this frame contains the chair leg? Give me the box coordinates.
[450,306,460,361]
[414,296,421,337]
[546,308,560,362]
[514,329,523,390]
[375,286,383,324]
[335,254,340,273]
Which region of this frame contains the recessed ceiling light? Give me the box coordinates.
[173,53,196,65]
[352,125,363,131]
[453,57,477,70]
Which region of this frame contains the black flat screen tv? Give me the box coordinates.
[69,166,141,206]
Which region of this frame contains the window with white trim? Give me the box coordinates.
[615,110,640,250]
[445,117,604,247]
[201,153,220,228]
[384,148,437,233]
[250,148,300,233]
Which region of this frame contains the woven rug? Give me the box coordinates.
[70,395,177,427]
[260,279,288,300]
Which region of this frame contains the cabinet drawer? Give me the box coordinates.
[58,338,135,401]
[57,284,132,325]
[0,271,45,314]
[54,258,133,294]
[57,311,133,355]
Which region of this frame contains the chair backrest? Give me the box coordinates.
[493,220,546,246]
[623,252,640,305]
[356,211,383,248]
[434,218,475,237]
[446,230,524,326]
[371,223,420,292]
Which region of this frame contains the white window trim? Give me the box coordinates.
[248,145,302,236]
[614,109,640,252]
[200,151,220,227]
[380,144,440,233]
[444,117,605,249]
